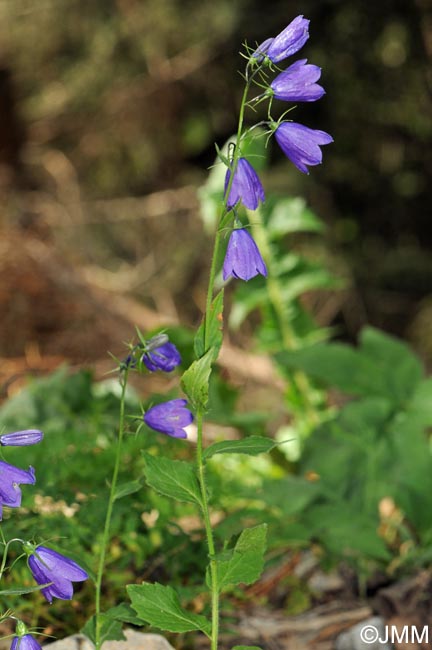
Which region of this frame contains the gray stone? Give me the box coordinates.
[43,629,175,650]
[335,616,391,650]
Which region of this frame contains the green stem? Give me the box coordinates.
[199,61,262,650]
[94,369,129,650]
[204,71,255,350]
[196,410,219,650]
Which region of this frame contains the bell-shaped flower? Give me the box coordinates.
[142,341,181,372]
[27,544,88,603]
[0,429,43,447]
[266,16,310,63]
[11,635,42,650]
[223,228,267,282]
[269,59,325,102]
[274,122,333,174]
[224,158,265,210]
[144,399,193,439]
[0,461,35,519]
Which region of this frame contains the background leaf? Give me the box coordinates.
[82,614,126,645]
[204,436,275,460]
[127,582,211,636]
[142,453,203,506]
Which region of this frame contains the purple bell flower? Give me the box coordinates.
[270,59,325,102]
[11,635,42,650]
[266,16,310,63]
[144,399,193,439]
[0,429,43,447]
[223,228,267,282]
[0,461,35,519]
[224,158,265,211]
[28,545,89,603]
[274,122,333,174]
[142,341,181,372]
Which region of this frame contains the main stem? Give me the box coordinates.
[199,66,258,650]
[94,370,129,650]
[196,410,219,650]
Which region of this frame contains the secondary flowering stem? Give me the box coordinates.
[94,368,129,650]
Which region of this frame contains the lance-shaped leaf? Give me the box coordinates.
[127,583,211,636]
[194,290,224,360]
[142,453,203,507]
[203,436,276,461]
[181,348,214,410]
[217,524,267,591]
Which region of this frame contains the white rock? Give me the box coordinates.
[43,629,175,650]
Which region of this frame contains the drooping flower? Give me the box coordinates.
[27,544,88,603]
[223,228,267,282]
[11,634,42,650]
[269,59,325,102]
[266,15,310,63]
[224,158,265,210]
[144,399,193,439]
[274,122,333,174]
[0,429,43,447]
[0,461,35,519]
[142,341,181,372]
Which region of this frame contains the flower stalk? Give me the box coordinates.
[94,368,129,650]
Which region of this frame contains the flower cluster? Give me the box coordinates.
[123,331,193,440]
[0,429,89,650]
[221,15,332,282]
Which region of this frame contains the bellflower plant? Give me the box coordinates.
[11,634,42,650]
[254,15,310,63]
[143,399,193,439]
[10,622,42,650]
[224,158,265,210]
[78,14,333,650]
[142,341,181,372]
[269,59,325,102]
[0,430,43,447]
[25,544,89,603]
[273,121,334,174]
[223,228,267,281]
[0,461,35,519]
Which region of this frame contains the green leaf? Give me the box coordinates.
[104,602,143,626]
[203,436,276,460]
[82,614,126,645]
[127,582,211,636]
[217,524,267,590]
[194,290,224,359]
[181,348,214,410]
[142,453,202,506]
[113,479,143,501]
[275,343,380,397]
